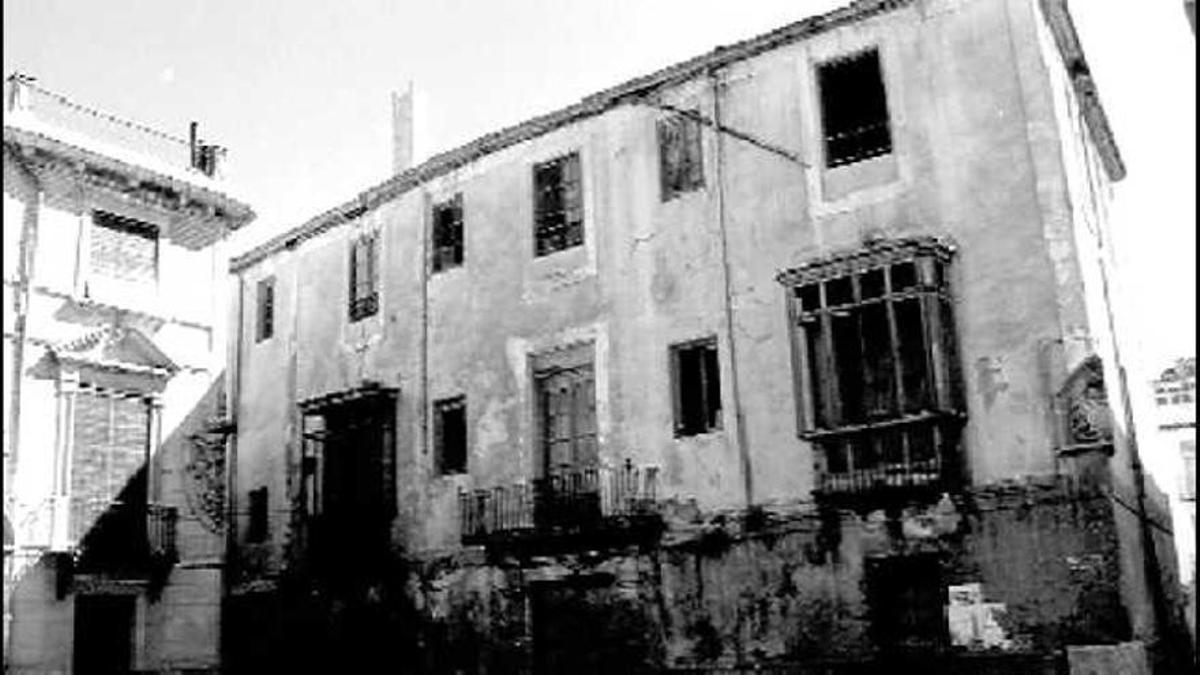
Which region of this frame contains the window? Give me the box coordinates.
[658,113,704,201]
[256,277,275,342]
[780,238,963,495]
[90,211,158,286]
[432,194,464,273]
[533,152,584,257]
[434,396,467,475]
[671,338,722,436]
[247,486,268,543]
[348,233,379,321]
[534,344,597,474]
[69,387,150,543]
[817,49,892,168]
[1182,440,1196,502]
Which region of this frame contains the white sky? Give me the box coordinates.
[3,0,1194,382]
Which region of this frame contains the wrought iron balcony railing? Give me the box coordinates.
[806,412,964,503]
[459,460,661,551]
[71,501,178,573]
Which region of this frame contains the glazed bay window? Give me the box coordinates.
[779,238,964,497]
[533,152,583,257]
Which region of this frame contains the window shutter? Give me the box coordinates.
[348,240,359,308]
[669,347,684,435]
[367,234,378,296]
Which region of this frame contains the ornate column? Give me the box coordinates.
[147,393,164,505]
[50,371,79,551]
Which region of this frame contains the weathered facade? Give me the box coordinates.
[3,75,253,673]
[224,0,1192,672]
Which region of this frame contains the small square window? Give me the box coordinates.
[658,112,704,201]
[671,337,722,437]
[256,277,275,342]
[348,233,379,321]
[817,48,893,168]
[434,396,467,475]
[432,194,464,273]
[533,153,584,257]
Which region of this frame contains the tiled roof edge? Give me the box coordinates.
[229,0,913,273]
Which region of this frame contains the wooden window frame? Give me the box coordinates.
[532,342,597,476]
[532,152,584,257]
[817,48,893,168]
[782,240,963,494]
[669,336,722,437]
[348,233,379,322]
[256,276,275,342]
[432,194,465,273]
[658,112,705,201]
[434,395,468,475]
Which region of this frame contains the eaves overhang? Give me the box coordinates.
[4,115,256,238]
[229,0,915,274]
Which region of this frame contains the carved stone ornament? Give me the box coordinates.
[1061,355,1114,447]
[184,430,226,533]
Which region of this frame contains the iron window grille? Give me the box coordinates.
[817,48,893,168]
[348,233,379,321]
[256,276,274,342]
[70,386,151,545]
[90,210,158,286]
[779,238,964,497]
[533,152,584,257]
[432,194,464,273]
[670,337,722,437]
[658,112,705,201]
[434,396,468,475]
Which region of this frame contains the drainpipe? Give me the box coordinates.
[420,191,431,507]
[4,145,41,476]
[708,68,754,509]
[221,271,244,666]
[1097,254,1181,660]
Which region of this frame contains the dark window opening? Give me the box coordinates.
[256,277,275,342]
[348,233,379,321]
[671,338,722,437]
[247,486,268,543]
[658,112,705,201]
[818,49,893,168]
[74,595,135,675]
[435,396,467,475]
[866,554,946,652]
[90,210,158,286]
[301,392,396,573]
[533,152,584,257]
[432,194,464,273]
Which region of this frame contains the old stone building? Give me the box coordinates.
[224,0,1191,672]
[3,74,253,672]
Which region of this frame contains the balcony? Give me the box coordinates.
[807,412,964,508]
[72,501,178,576]
[459,460,663,556]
